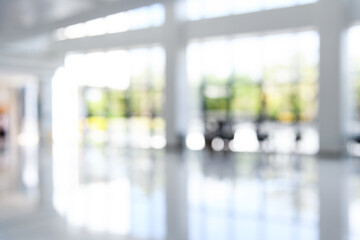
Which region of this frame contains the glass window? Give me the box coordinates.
[54,4,165,41]
[54,46,165,149]
[186,0,317,21]
[84,18,107,37]
[349,25,360,135]
[186,31,319,154]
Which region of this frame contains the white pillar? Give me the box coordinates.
[39,72,55,147]
[164,0,189,148]
[317,0,350,156]
[37,72,56,208]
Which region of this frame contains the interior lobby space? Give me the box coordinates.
[0,0,360,239]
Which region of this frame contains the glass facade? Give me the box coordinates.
[349,25,360,135]
[52,2,323,154]
[53,47,165,149]
[187,31,319,154]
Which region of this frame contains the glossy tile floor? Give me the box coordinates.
[0,144,359,240]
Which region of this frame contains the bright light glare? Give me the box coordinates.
[65,180,131,235]
[22,157,39,188]
[264,0,296,9]
[64,51,131,90]
[130,48,150,77]
[187,31,319,154]
[63,23,86,39]
[104,51,131,90]
[105,12,130,33]
[349,26,360,62]
[55,4,165,41]
[272,127,296,153]
[149,4,165,26]
[128,6,151,30]
[52,146,131,235]
[188,31,318,85]
[230,126,259,152]
[52,67,79,144]
[52,144,80,216]
[186,0,317,20]
[151,135,166,149]
[296,127,319,154]
[18,132,39,147]
[202,40,233,78]
[186,133,205,150]
[263,34,297,83]
[186,0,204,20]
[233,37,262,81]
[233,0,263,14]
[204,0,231,18]
[84,18,106,36]
[350,201,360,237]
[203,178,232,207]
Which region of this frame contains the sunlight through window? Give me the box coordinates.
[186,0,317,20]
[187,31,319,154]
[54,4,165,41]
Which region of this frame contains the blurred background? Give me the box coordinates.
[0,0,359,239]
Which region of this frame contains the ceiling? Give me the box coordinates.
[0,0,162,74]
[0,0,104,74]
[0,0,163,43]
[0,0,116,33]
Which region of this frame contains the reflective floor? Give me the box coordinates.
[0,145,359,240]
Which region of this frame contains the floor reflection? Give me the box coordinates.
[188,153,318,240]
[0,145,358,240]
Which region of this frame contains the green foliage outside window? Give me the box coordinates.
[85,88,107,117]
[201,69,317,123]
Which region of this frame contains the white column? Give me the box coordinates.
[164,0,189,148]
[39,72,55,147]
[317,0,350,156]
[38,72,56,208]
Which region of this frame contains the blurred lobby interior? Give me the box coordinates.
[0,0,360,239]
